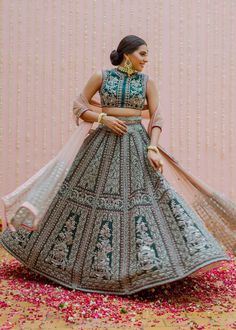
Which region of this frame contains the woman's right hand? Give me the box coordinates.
[102,116,128,136]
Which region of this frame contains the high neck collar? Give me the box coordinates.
[116,66,138,77]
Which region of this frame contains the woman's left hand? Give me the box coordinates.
[7,218,17,232]
[147,150,163,173]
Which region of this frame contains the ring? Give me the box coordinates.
[159,160,164,166]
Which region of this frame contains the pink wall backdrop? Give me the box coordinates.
[1,0,236,220]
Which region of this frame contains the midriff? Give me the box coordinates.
[102,107,142,117]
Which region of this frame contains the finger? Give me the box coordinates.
[153,161,160,169]
[159,160,164,167]
[113,129,123,136]
[8,223,17,232]
[154,162,163,172]
[115,126,127,135]
[116,122,128,132]
[109,125,121,135]
[117,120,128,128]
[149,159,157,171]
[159,164,163,174]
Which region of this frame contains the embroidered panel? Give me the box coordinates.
[0,122,230,295]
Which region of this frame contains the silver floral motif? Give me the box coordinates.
[44,214,76,270]
[0,120,231,295]
[90,221,113,279]
[169,199,213,255]
[135,215,162,271]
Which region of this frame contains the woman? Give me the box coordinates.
[1,35,235,295]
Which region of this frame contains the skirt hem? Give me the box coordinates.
[1,240,231,296]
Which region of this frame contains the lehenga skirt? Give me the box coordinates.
[0,116,231,295]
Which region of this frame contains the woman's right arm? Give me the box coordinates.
[73,70,103,123]
[73,71,128,135]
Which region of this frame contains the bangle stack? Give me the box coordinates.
[98,112,107,124]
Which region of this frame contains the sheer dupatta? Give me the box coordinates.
[2,94,95,232]
[1,93,236,256]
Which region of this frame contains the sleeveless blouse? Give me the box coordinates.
[99,68,149,110]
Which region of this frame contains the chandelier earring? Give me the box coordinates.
[118,56,138,76]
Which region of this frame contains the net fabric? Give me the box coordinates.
[2,117,93,231]
[157,144,236,255]
[1,93,235,256]
[147,99,164,134]
[72,92,102,126]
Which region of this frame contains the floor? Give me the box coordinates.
[0,244,236,330]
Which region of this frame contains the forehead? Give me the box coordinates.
[136,44,148,52]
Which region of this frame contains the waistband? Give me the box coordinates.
[113,116,142,124]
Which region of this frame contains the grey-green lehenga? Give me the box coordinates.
[1,114,235,295]
[1,68,236,295]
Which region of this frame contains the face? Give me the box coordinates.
[125,44,149,71]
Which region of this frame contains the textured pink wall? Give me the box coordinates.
[0,0,236,220]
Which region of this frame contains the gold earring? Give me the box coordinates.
[118,57,137,76]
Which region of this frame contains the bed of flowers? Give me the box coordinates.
[0,246,235,329]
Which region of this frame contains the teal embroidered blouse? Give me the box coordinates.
[99,68,149,110]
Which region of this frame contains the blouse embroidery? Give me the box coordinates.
[99,68,148,110]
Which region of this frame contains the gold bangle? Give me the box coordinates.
[98,113,107,124]
[97,113,103,123]
[147,145,160,154]
[101,113,108,124]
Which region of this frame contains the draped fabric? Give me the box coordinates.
[1,93,236,257]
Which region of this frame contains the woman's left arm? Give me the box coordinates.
[146,78,164,173]
[146,78,163,145]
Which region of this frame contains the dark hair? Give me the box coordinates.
[110,35,147,66]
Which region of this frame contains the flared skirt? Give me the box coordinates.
[0,118,231,295]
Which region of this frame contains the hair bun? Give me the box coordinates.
[110,49,122,66]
